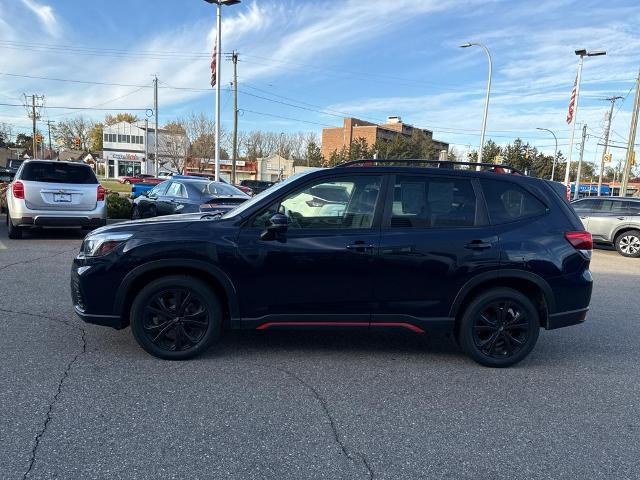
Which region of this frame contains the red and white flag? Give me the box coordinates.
[566,73,577,124]
[210,38,217,87]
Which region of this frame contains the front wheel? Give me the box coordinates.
[615,230,640,258]
[130,275,222,360]
[458,288,540,368]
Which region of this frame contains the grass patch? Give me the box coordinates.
[100,179,131,194]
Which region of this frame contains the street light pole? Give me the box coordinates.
[204,0,241,182]
[535,127,558,181]
[564,49,606,187]
[460,42,492,170]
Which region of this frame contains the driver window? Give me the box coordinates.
[251,176,382,230]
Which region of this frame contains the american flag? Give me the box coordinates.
[566,73,577,124]
[210,38,217,87]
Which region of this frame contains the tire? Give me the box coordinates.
[458,287,540,368]
[130,275,222,360]
[615,230,640,258]
[131,205,141,220]
[7,215,23,239]
[124,180,131,185]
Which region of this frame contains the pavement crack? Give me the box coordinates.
[15,314,87,480]
[276,366,374,479]
[0,247,78,272]
[0,307,82,332]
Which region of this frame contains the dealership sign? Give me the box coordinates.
[105,151,144,161]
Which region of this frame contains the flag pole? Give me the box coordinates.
[214,3,222,182]
[564,55,583,187]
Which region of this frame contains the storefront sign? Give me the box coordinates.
[104,151,144,161]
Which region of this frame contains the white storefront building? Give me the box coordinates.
[102,121,188,179]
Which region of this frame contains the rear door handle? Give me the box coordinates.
[465,240,492,250]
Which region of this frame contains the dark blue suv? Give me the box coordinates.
[71,161,593,367]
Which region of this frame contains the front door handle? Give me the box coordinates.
[617,216,626,220]
[465,240,492,250]
[346,241,374,252]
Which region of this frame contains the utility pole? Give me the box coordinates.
[45,120,55,160]
[573,124,588,200]
[154,76,159,175]
[231,50,238,184]
[620,69,640,198]
[144,118,149,175]
[597,96,622,196]
[31,96,37,158]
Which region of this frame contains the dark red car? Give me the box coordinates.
[118,174,163,185]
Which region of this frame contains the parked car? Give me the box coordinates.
[118,174,162,185]
[6,160,106,239]
[571,196,640,257]
[240,179,274,195]
[71,160,593,367]
[235,184,253,195]
[131,178,249,219]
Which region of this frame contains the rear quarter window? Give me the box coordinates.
[20,162,97,184]
[481,179,547,224]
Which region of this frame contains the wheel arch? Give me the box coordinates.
[115,259,239,328]
[613,225,640,242]
[449,270,555,331]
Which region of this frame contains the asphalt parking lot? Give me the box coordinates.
[1,219,639,480]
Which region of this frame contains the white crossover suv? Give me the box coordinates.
[5,160,107,239]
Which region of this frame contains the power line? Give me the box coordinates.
[239,109,337,128]
[0,102,150,112]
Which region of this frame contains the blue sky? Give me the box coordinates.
[0,0,638,165]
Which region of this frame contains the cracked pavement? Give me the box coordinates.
[1,220,639,479]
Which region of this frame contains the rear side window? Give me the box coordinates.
[20,162,97,184]
[481,179,547,224]
[390,176,477,228]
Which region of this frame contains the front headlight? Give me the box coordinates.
[81,232,133,257]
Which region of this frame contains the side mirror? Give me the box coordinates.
[140,190,149,197]
[260,213,288,240]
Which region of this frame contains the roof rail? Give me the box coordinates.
[336,158,525,176]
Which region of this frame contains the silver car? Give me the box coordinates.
[5,160,106,239]
[571,196,640,257]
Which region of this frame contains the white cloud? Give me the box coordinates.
[20,0,58,36]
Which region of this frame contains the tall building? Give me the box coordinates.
[321,116,449,160]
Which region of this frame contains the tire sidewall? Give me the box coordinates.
[615,230,640,258]
[459,288,540,368]
[130,275,222,360]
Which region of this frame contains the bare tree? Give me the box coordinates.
[53,116,95,150]
[160,121,189,174]
[180,113,229,171]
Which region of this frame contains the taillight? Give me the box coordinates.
[97,185,106,201]
[565,231,593,251]
[12,181,24,199]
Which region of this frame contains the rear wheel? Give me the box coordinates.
[615,230,640,258]
[7,214,23,239]
[130,275,222,360]
[131,205,141,219]
[458,288,539,367]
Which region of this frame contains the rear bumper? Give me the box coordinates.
[8,200,107,227]
[547,307,589,329]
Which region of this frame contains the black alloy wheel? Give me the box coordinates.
[459,288,539,367]
[130,276,221,360]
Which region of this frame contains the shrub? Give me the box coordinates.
[107,193,132,219]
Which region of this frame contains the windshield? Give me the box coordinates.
[222,169,320,219]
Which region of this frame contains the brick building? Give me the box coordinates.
[321,116,449,160]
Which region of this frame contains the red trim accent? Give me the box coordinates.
[372,322,425,333]
[256,321,367,330]
[255,321,425,333]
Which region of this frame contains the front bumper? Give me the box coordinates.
[71,258,126,330]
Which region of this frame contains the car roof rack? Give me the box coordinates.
[336,158,525,176]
